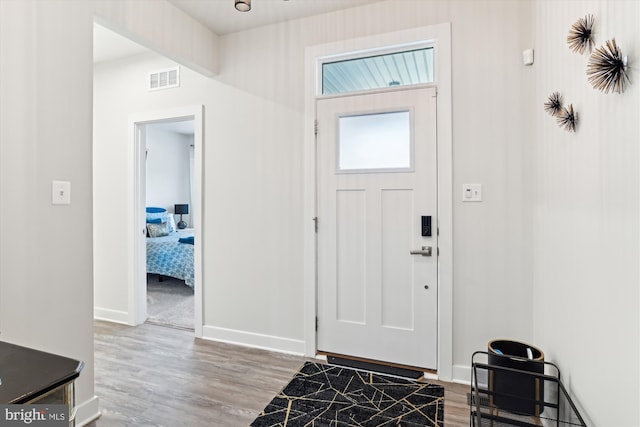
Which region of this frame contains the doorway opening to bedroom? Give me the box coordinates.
[131,106,204,337]
[144,119,196,331]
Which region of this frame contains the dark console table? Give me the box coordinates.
[0,341,83,425]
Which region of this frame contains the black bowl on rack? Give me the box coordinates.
[488,339,545,416]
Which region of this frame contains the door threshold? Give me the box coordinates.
[320,352,435,381]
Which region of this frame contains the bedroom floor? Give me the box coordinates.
[146,274,194,330]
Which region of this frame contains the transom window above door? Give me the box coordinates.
[321,46,434,95]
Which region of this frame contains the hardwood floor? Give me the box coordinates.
[87,321,470,426]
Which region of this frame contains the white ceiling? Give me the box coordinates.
[94,0,385,63]
[168,0,386,35]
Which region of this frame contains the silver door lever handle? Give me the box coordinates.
[410,246,432,256]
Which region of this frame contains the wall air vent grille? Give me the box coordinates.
[149,67,180,91]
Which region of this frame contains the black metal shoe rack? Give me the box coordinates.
[470,351,588,427]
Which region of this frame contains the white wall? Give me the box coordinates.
[0,0,98,422]
[145,125,192,225]
[2,0,632,424]
[218,0,536,377]
[89,1,638,425]
[94,0,535,372]
[93,51,306,344]
[533,1,639,425]
[0,2,220,424]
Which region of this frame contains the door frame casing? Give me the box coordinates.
[129,105,204,338]
[303,24,453,380]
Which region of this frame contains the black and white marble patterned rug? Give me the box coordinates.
[251,361,444,426]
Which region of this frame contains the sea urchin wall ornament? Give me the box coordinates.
[557,104,578,132]
[544,92,563,116]
[567,14,595,54]
[587,38,630,94]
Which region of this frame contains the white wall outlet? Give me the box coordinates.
[462,184,482,202]
[52,180,71,205]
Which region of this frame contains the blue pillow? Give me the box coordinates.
[146,207,166,213]
[146,217,162,224]
[178,236,194,245]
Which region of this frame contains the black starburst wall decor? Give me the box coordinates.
[567,14,595,54]
[586,38,630,94]
[557,104,578,132]
[544,92,563,117]
[544,92,577,133]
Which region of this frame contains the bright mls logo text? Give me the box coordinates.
[3,407,65,425]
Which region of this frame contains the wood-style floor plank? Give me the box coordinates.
[87,321,470,426]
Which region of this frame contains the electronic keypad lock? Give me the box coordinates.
[421,216,432,237]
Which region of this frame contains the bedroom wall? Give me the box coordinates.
[532,1,639,425]
[93,0,535,379]
[145,125,192,225]
[0,0,98,422]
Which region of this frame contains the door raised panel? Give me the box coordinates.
[336,189,366,324]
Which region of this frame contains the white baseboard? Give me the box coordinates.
[93,307,130,324]
[452,364,472,385]
[454,363,491,389]
[75,395,100,427]
[201,325,305,356]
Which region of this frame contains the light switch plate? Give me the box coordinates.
[462,184,482,202]
[52,181,71,205]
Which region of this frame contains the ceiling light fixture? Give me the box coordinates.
[235,0,251,12]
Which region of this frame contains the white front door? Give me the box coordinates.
[317,87,438,370]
